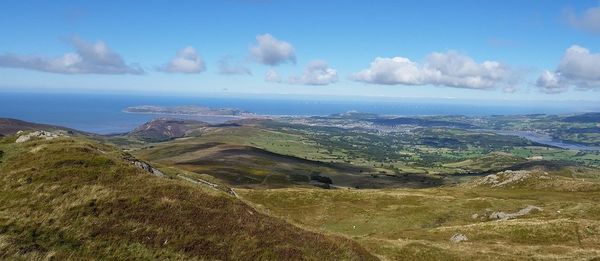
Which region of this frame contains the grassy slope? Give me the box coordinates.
[132,134,446,189]
[118,118,600,259]
[133,126,482,189]
[0,118,83,136]
[238,182,600,260]
[132,122,600,175]
[0,135,374,260]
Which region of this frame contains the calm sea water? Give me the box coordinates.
[1,92,598,134]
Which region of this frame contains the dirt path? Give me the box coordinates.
[177,174,238,196]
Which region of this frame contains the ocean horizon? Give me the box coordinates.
[1,91,599,134]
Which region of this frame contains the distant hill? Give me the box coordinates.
[372,117,474,128]
[225,118,273,126]
[470,169,600,192]
[0,118,80,136]
[128,118,210,142]
[134,139,444,189]
[124,105,254,116]
[562,112,600,123]
[0,133,374,260]
[318,111,379,119]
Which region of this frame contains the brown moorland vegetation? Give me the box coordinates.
[0,135,374,260]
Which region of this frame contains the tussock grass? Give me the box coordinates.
[238,187,600,260]
[0,136,375,260]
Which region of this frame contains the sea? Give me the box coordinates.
[1,92,599,135]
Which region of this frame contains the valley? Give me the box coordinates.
[3,1,600,260]
[1,112,599,260]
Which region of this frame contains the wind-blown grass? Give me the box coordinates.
[0,136,374,260]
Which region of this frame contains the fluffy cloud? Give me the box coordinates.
[566,5,600,34]
[536,70,568,94]
[218,56,251,75]
[557,45,600,85]
[250,34,296,66]
[265,69,282,83]
[0,37,143,74]
[159,46,205,74]
[352,51,517,91]
[351,57,421,85]
[289,60,338,85]
[536,45,600,93]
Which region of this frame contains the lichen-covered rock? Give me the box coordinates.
[476,170,551,188]
[450,233,468,243]
[15,130,64,143]
[132,159,166,177]
[489,205,543,221]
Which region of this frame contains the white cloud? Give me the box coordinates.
[289,60,338,85]
[536,45,600,93]
[218,56,251,75]
[424,51,516,90]
[250,34,296,66]
[557,45,600,85]
[536,70,568,94]
[265,69,282,82]
[566,5,600,34]
[0,37,143,74]
[351,57,422,85]
[159,46,205,74]
[352,51,517,90]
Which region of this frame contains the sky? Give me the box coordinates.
[0,0,599,101]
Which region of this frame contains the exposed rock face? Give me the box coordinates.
[15,130,65,143]
[131,160,166,178]
[122,154,166,178]
[489,205,543,221]
[450,233,468,243]
[476,170,551,188]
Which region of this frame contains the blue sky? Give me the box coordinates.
[0,0,599,101]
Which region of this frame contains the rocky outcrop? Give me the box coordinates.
[475,170,552,188]
[472,168,600,192]
[123,154,166,178]
[15,130,66,143]
[132,160,166,178]
[489,205,543,221]
[450,233,468,243]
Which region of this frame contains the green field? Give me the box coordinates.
[123,114,600,260]
[2,112,599,260]
[238,184,600,260]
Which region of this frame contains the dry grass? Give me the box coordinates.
[238,186,600,260]
[0,136,375,260]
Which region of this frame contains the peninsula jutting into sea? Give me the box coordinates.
[2,1,600,260]
[124,105,256,117]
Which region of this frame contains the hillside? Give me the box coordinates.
[3,116,600,260]
[0,118,78,136]
[132,126,444,189]
[470,169,600,192]
[0,133,374,260]
[239,181,600,260]
[127,118,210,142]
[562,113,600,123]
